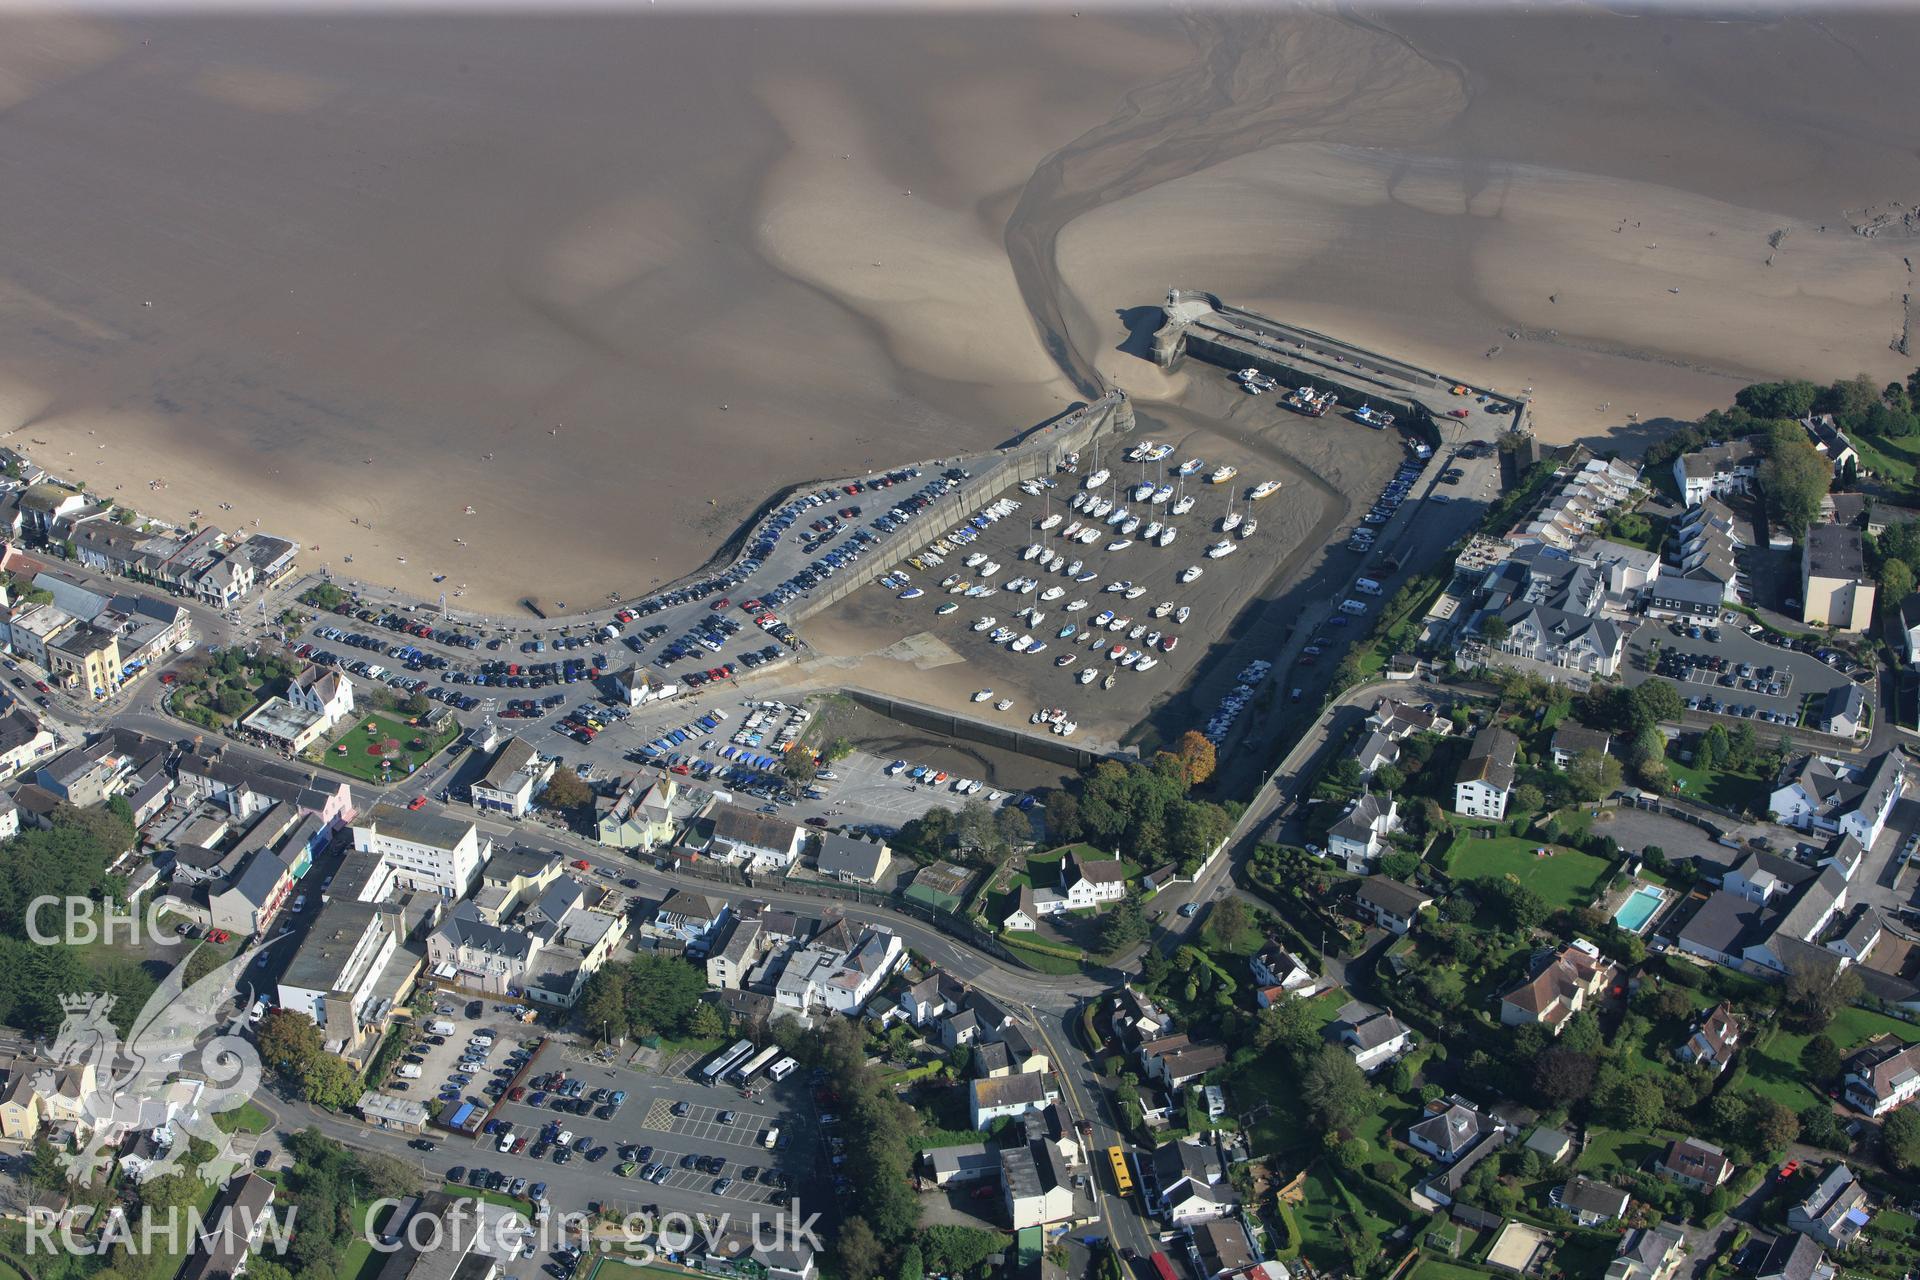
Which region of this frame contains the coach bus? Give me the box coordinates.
[1106,1145,1135,1196]
[731,1044,783,1084]
[701,1039,755,1083]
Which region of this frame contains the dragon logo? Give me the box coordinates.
[37,939,267,1186]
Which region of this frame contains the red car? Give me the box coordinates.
[1449,408,1471,418]
[509,1086,526,1102]
[714,599,730,610]
[408,795,428,810]
[31,680,49,694]
[572,859,591,871]
[1777,1159,1801,1181]
[209,929,232,944]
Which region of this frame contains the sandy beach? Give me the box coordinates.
[2,7,1918,615]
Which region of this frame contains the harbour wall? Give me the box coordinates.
[1153,288,1526,447]
[840,687,1112,771]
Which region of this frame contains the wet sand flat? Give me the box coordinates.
[2,9,1918,617]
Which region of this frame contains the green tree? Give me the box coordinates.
[1379,849,1420,881]
[1883,558,1916,607]
[835,1217,884,1280]
[1566,748,1623,802]
[688,1001,728,1041]
[300,1053,361,1110]
[1253,996,1319,1059]
[1559,1011,1603,1056]
[1096,889,1149,956]
[542,766,592,811]
[1797,1105,1851,1152]
[1737,381,1819,420]
[1044,791,1083,843]
[1783,955,1863,1031]
[1800,1034,1842,1083]
[1878,1107,1920,1172]
[1596,1071,1666,1130]
[781,750,818,790]
[1629,678,1685,731]
[577,965,631,1042]
[1301,1044,1372,1130]
[1482,615,1511,643]
[1699,724,1730,770]
[624,953,708,1036]
[1533,1048,1597,1105]
[255,1009,323,1083]
[1760,434,1832,535]
[1750,1097,1800,1155]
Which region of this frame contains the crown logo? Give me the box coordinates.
[61,992,115,1016]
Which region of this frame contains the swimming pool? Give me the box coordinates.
[1613,884,1666,934]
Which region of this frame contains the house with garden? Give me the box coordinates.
[1327,999,1410,1073]
[1058,850,1129,910]
[1498,939,1617,1033]
[1675,1001,1741,1073]
[1454,727,1518,819]
[1326,792,1399,872]
[1658,1136,1733,1190]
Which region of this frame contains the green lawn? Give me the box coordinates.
[1738,1008,1920,1112]
[998,934,1085,974]
[215,1099,274,1134]
[1576,1125,1667,1179]
[1853,428,1920,489]
[1442,835,1614,910]
[1412,1261,1498,1280]
[121,1178,224,1280]
[311,710,460,782]
[1294,1172,1398,1269]
[1663,750,1770,815]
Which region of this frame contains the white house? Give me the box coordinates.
[1672,440,1761,505]
[773,925,904,1016]
[707,802,806,871]
[350,804,490,899]
[277,900,407,1057]
[288,666,354,728]
[469,737,555,820]
[1354,875,1434,936]
[1407,1096,1502,1164]
[967,1072,1058,1128]
[1001,1140,1078,1230]
[1151,1138,1237,1225]
[1454,727,1518,819]
[1250,947,1319,1005]
[1059,851,1129,910]
[1842,1038,1920,1117]
[1327,792,1400,872]
[1329,1000,1411,1073]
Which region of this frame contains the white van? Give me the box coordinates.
[1355,578,1383,596]
[1340,599,1370,616]
[426,1020,456,1037]
[761,1127,781,1150]
[396,1064,423,1080]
